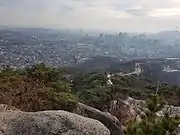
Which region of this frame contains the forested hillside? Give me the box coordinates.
[1,63,180,112]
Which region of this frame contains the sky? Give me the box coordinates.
[0,0,180,32]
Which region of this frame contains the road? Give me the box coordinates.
[107,63,141,85]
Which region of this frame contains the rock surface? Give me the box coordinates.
[109,97,145,124]
[0,110,110,135]
[74,102,123,135]
[0,104,21,112]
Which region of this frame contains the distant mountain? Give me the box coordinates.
[0,25,10,30]
[151,31,180,45]
[156,31,180,38]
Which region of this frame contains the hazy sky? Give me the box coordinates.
[1,0,180,32]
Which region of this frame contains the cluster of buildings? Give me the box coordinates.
[1,28,180,69]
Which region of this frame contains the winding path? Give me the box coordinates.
[107,63,141,85]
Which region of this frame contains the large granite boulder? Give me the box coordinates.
[0,110,110,135]
[74,102,123,135]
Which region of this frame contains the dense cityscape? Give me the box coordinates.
[1,27,180,69]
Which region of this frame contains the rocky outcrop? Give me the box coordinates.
[0,104,21,112]
[157,105,180,117]
[74,102,123,135]
[109,97,180,123]
[109,97,145,124]
[0,110,110,135]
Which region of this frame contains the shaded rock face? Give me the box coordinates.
[108,97,145,124]
[0,110,110,135]
[74,102,123,135]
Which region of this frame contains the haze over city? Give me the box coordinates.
[1,0,180,32]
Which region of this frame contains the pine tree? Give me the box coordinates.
[124,94,180,135]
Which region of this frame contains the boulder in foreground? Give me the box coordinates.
[0,110,110,135]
